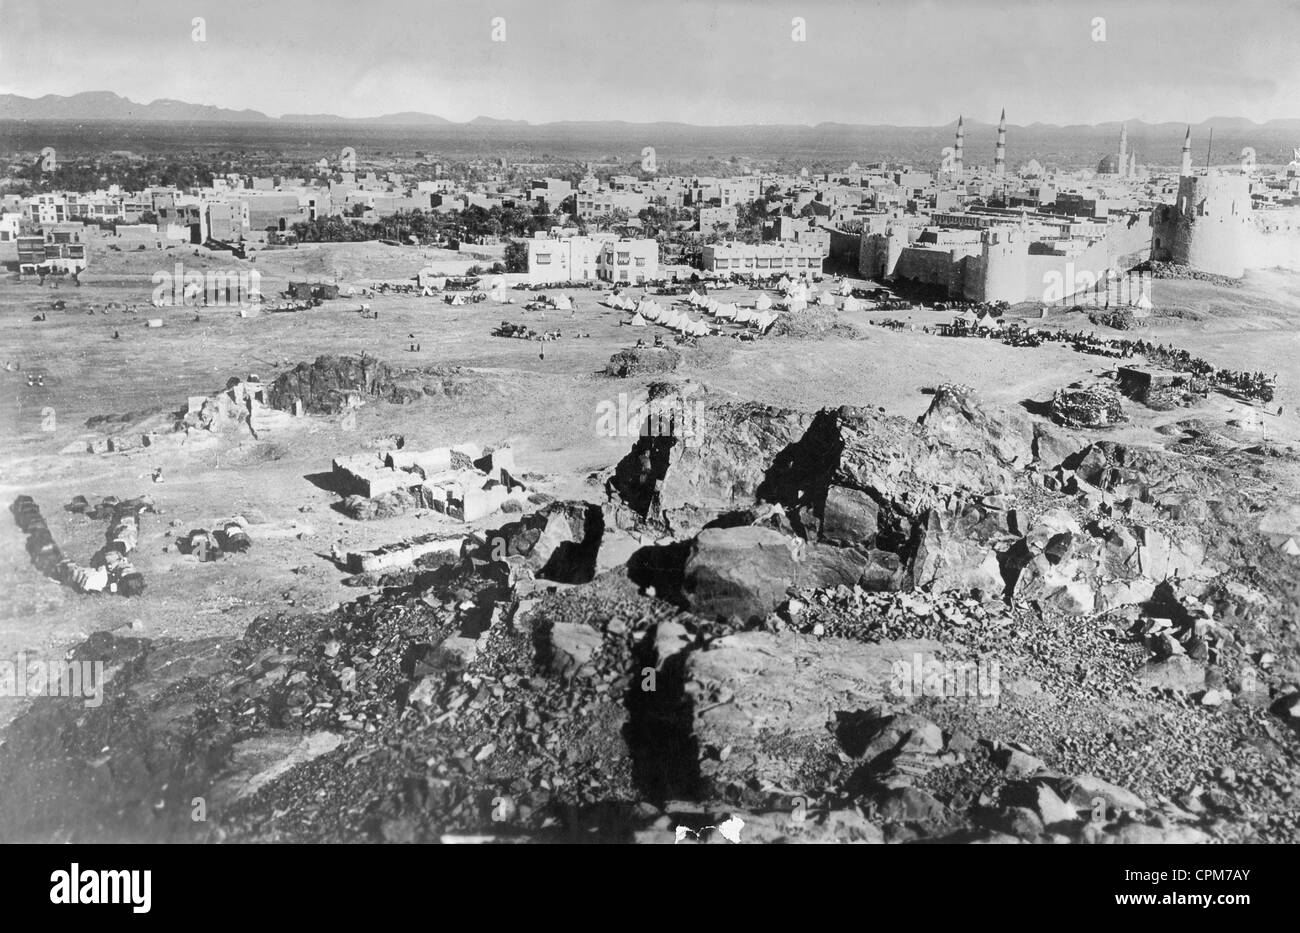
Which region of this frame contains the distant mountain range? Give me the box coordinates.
[3,92,1298,133]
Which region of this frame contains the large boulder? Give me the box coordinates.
[683,631,942,789]
[480,501,604,584]
[605,346,681,377]
[919,384,1034,467]
[910,508,1004,597]
[607,397,1016,540]
[1032,421,1089,470]
[607,395,822,536]
[682,526,802,623]
[267,354,396,414]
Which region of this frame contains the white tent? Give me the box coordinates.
[715,303,737,321]
[777,275,793,291]
[450,293,465,306]
[754,292,773,311]
[630,312,648,326]
[786,298,808,313]
[690,320,709,336]
[838,281,853,297]
[734,307,756,324]
[976,311,998,330]
[553,293,572,310]
[818,290,836,307]
[489,278,509,302]
[842,296,864,312]
[756,312,778,333]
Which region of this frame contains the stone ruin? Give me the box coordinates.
[332,443,526,523]
[1050,384,1125,428]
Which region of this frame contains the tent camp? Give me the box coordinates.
[630,312,648,326]
[755,292,773,311]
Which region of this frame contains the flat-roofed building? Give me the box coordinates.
[702,240,825,276]
[597,238,659,284]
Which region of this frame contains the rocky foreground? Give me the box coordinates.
[2,384,1298,843]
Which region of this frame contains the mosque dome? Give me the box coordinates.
[1096,154,1121,174]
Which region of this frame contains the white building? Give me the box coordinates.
[597,238,659,284]
[0,212,21,242]
[702,241,824,277]
[526,234,604,285]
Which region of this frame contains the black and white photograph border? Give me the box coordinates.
[0,0,1297,851]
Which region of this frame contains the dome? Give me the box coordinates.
[1096,154,1121,174]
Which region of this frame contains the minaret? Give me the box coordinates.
[1118,123,1128,177]
[1129,151,1136,178]
[954,115,965,175]
[1180,125,1193,177]
[994,109,1007,177]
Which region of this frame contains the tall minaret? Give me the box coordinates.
[954,115,965,175]
[1180,125,1193,177]
[994,108,1007,177]
[1118,123,1128,177]
[1129,151,1136,177]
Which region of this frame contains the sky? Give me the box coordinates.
[1,0,1297,126]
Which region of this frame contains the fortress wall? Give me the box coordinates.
[1156,173,1251,278]
[895,246,956,290]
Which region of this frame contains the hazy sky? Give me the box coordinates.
[1,0,1297,125]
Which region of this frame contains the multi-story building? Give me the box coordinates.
[0,212,21,242]
[525,233,604,285]
[720,178,761,208]
[575,188,648,220]
[597,238,659,284]
[702,240,825,277]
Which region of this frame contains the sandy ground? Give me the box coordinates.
[2,245,1298,725]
